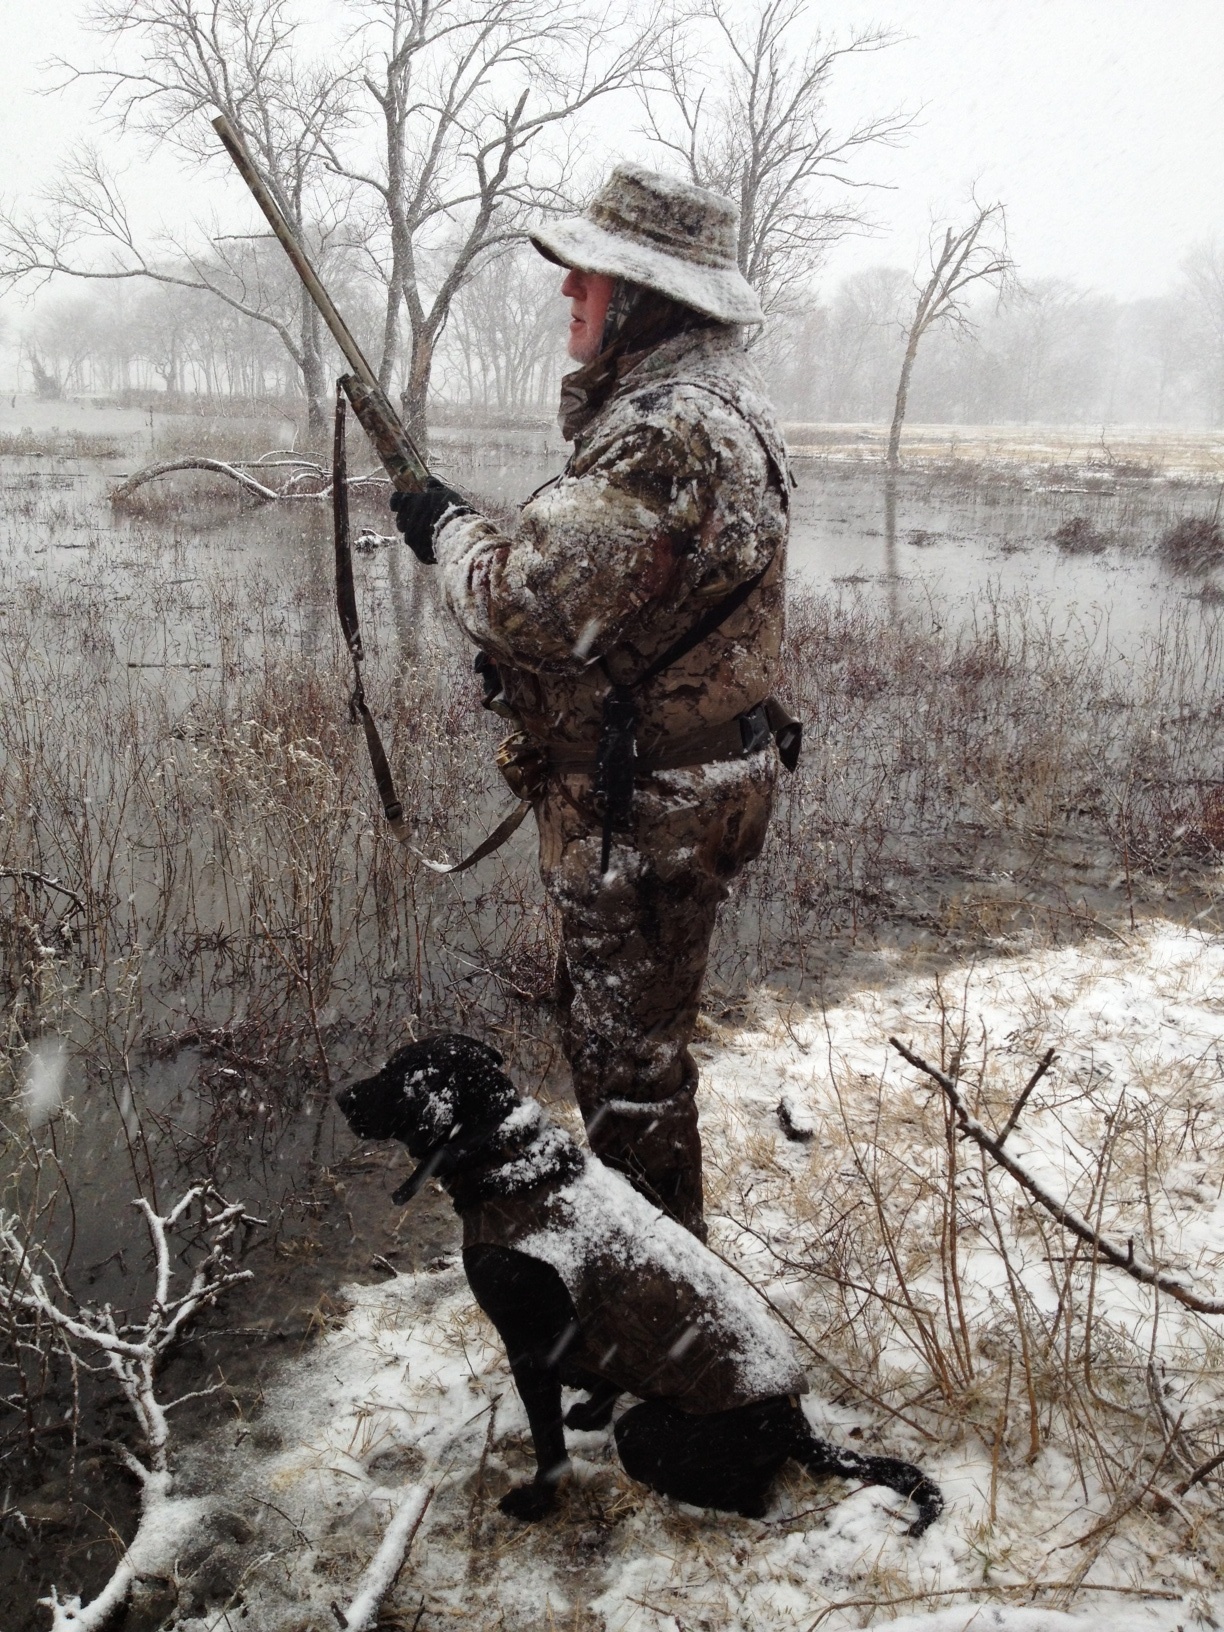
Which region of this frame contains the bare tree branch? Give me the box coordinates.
[3,0,353,432]
[888,1036,1224,1316]
[331,0,670,446]
[0,1188,259,1630]
[887,198,1014,468]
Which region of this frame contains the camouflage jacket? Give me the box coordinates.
[434,326,790,757]
[462,1154,807,1414]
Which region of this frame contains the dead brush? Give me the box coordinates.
[732,586,1224,981]
[1052,515,1111,554]
[5,480,1224,1108]
[1159,515,1224,574]
[0,487,552,1551]
[0,430,129,459]
[150,417,308,466]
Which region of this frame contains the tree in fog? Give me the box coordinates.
[762,259,1216,429]
[331,0,667,447]
[644,0,909,319]
[772,266,908,420]
[26,295,99,397]
[0,0,350,432]
[971,280,1113,423]
[887,199,1013,468]
[1122,294,1200,423]
[1,0,665,443]
[442,243,565,412]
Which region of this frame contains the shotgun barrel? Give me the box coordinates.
[211,112,430,493]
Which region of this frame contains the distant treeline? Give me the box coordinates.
[20,240,1224,428]
[769,248,1224,426]
[17,243,569,419]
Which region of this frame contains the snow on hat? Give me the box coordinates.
[530,164,765,327]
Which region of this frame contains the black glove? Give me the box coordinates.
[388,476,471,564]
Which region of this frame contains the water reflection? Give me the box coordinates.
[883,473,900,622]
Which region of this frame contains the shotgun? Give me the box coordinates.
[211,112,430,494]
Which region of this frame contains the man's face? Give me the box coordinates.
[562,267,616,362]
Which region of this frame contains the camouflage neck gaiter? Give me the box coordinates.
[558,281,716,442]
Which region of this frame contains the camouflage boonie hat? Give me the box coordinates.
[530,164,764,326]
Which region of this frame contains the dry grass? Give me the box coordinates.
[149,415,310,465]
[1052,514,1112,554]
[0,428,131,459]
[729,587,1224,998]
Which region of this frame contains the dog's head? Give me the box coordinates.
[336,1034,520,1200]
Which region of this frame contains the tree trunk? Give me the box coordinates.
[887,330,922,470]
[883,472,899,623]
[379,282,402,394]
[400,330,434,459]
[300,295,327,440]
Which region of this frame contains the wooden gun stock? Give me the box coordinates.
[211,112,429,494]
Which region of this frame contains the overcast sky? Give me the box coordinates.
[3,0,1221,302]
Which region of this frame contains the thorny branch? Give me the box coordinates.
[888,1036,1224,1316]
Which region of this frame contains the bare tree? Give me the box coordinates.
[0,0,349,433]
[329,0,667,448]
[886,199,1013,469]
[643,0,909,318]
[775,264,909,420]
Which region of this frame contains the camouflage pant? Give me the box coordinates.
[536,751,776,1239]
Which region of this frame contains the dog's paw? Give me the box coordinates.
[499,1480,557,1522]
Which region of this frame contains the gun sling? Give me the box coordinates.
[333,387,800,876]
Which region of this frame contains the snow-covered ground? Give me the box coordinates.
[173,923,1224,1631]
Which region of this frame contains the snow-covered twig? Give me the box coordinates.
[336,1481,433,1631]
[1175,1446,1224,1495]
[0,1186,259,1630]
[889,1036,1224,1315]
[0,868,86,914]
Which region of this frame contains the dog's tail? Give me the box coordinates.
[792,1424,943,1537]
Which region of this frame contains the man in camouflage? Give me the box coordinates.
[391,166,792,1240]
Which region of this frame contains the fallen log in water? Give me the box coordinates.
[110,456,386,504]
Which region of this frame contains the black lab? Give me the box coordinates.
[337,1033,943,1532]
